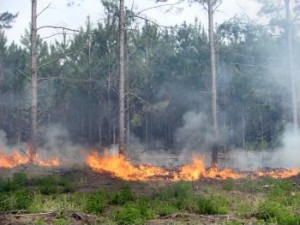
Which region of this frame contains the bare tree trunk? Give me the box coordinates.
[208,0,219,167]
[30,0,38,162]
[118,0,126,155]
[88,35,92,143]
[125,37,130,146]
[284,0,298,131]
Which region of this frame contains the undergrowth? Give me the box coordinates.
[1,173,300,225]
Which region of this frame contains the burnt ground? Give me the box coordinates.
[0,167,300,225]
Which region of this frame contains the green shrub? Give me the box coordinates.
[257,201,300,225]
[14,189,32,209]
[110,184,135,205]
[173,182,193,199]
[36,176,58,195]
[197,195,228,215]
[30,175,74,194]
[0,189,32,211]
[0,173,28,193]
[59,177,75,193]
[152,201,178,216]
[0,192,11,211]
[223,179,235,191]
[114,202,154,225]
[86,189,107,214]
[239,179,262,193]
[0,177,5,191]
[151,182,196,212]
[40,184,58,195]
[153,182,193,201]
[12,173,28,187]
[225,220,242,225]
[267,181,300,207]
[35,219,45,225]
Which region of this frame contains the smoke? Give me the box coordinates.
[272,125,300,168]
[226,124,300,170]
[171,111,217,166]
[175,111,214,152]
[0,124,86,167]
[38,124,85,164]
[173,109,300,170]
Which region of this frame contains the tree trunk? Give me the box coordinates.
[284,0,298,131]
[118,0,126,155]
[208,0,219,167]
[88,36,93,143]
[30,0,38,162]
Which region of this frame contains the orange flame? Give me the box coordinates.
[86,150,169,181]
[86,151,244,181]
[0,149,60,168]
[253,168,300,179]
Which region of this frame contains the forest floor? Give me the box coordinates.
[0,167,300,225]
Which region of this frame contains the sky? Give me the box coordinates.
[0,0,263,45]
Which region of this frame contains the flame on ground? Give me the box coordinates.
[0,149,60,168]
[86,151,244,181]
[253,168,300,179]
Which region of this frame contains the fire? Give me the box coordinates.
[86,150,169,181]
[0,149,60,168]
[206,167,243,179]
[175,156,206,181]
[253,168,300,179]
[86,151,244,181]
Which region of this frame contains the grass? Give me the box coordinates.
[1,173,300,225]
[197,195,229,215]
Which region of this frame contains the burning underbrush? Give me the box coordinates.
[0,148,60,168]
[0,147,299,181]
[85,150,300,181]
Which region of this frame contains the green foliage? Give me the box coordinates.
[28,193,86,213]
[12,173,28,187]
[0,189,32,211]
[0,173,28,192]
[53,212,69,225]
[197,195,229,215]
[86,189,107,214]
[0,6,295,151]
[110,184,135,205]
[30,175,74,195]
[39,176,58,195]
[238,179,263,193]
[0,12,18,29]
[152,182,197,212]
[151,201,179,216]
[153,182,193,201]
[35,219,45,225]
[173,182,193,199]
[267,181,300,207]
[114,202,154,225]
[257,201,300,225]
[225,220,242,225]
[222,179,235,191]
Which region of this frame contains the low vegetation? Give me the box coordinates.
[0,173,300,224]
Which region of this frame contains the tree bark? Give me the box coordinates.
[118,0,126,155]
[208,0,219,167]
[30,0,38,162]
[284,0,298,131]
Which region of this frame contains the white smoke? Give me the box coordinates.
[175,111,214,152]
[226,124,300,170]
